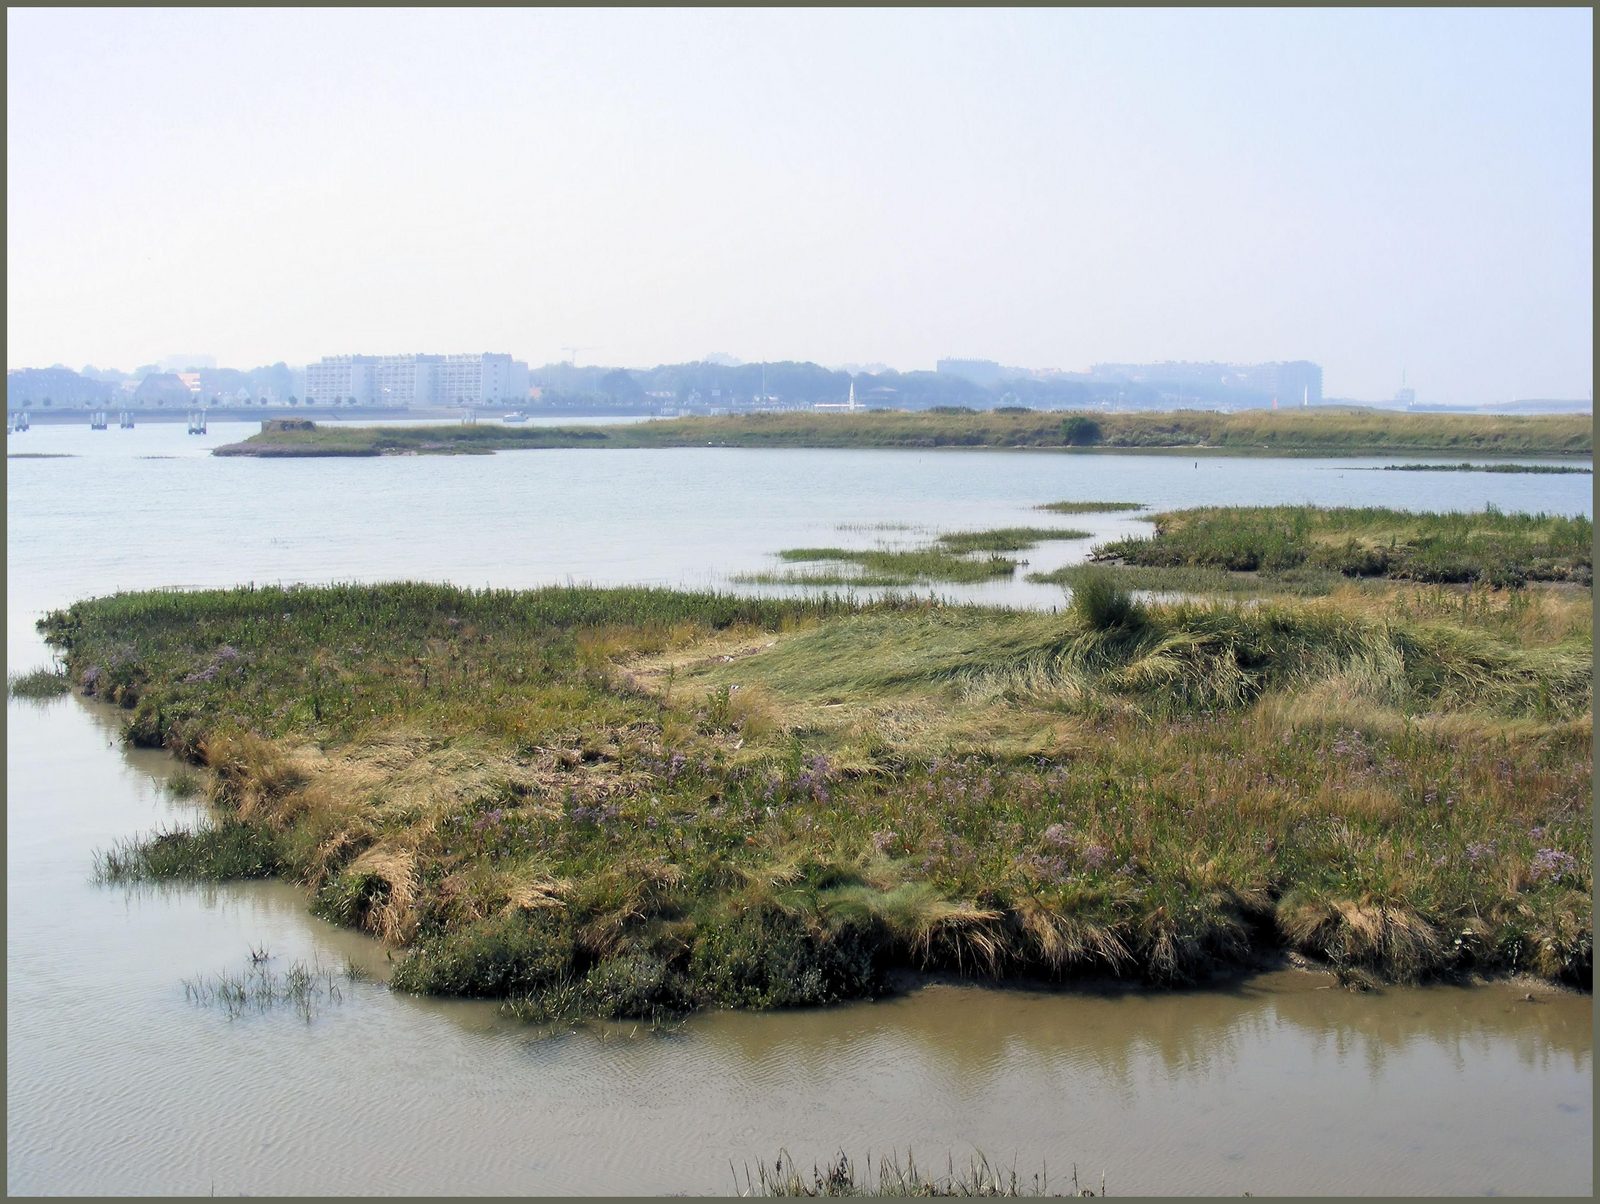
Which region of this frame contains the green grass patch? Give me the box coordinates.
[1095,504,1592,587]
[8,667,71,698]
[93,821,283,882]
[1380,462,1592,474]
[1035,500,1146,514]
[763,547,1020,585]
[751,528,1085,587]
[934,527,1089,554]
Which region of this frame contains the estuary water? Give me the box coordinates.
[6,421,1593,1195]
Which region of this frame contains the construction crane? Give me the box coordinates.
[560,345,594,366]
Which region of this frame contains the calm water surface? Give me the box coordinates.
[6,422,1592,1195]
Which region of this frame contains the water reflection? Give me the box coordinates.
[690,972,1589,1092]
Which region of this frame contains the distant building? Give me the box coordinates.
[304,353,530,405]
[936,358,1004,388]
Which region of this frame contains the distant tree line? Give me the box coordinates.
[7,362,300,408]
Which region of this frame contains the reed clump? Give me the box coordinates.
[8,666,71,698]
[183,956,348,1022]
[735,1149,1082,1197]
[93,820,283,882]
[46,545,1591,1018]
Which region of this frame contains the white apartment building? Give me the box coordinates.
[435,354,528,405]
[304,353,530,406]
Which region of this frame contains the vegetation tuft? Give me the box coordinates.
[8,667,71,698]
[1067,569,1147,633]
[183,957,348,1022]
[93,821,283,882]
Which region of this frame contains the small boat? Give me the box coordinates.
[502,411,529,423]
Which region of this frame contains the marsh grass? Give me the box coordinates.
[165,765,205,799]
[1096,504,1592,587]
[1036,501,1146,514]
[734,1150,1088,1197]
[43,562,1592,1016]
[93,821,282,882]
[8,666,71,698]
[935,528,1090,554]
[1030,563,1351,598]
[745,528,1088,587]
[751,547,1020,586]
[218,410,1594,458]
[1379,462,1591,474]
[183,957,347,1022]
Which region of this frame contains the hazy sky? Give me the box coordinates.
[7,8,1592,402]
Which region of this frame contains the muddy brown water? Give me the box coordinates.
[7,428,1593,1194]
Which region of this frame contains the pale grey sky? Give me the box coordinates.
[7,7,1592,402]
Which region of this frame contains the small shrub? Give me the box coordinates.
[1060,415,1103,446]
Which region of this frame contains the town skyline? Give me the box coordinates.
[8,8,1592,404]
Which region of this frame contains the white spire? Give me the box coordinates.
[848,380,856,410]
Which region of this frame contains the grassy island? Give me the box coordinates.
[212,409,1594,459]
[46,517,1591,1020]
[735,528,1091,587]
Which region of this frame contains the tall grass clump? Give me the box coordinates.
[1069,569,1147,633]
[8,667,70,698]
[93,821,282,882]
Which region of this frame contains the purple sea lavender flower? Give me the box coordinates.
[1081,843,1112,870]
[1042,823,1074,849]
[1529,848,1580,882]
